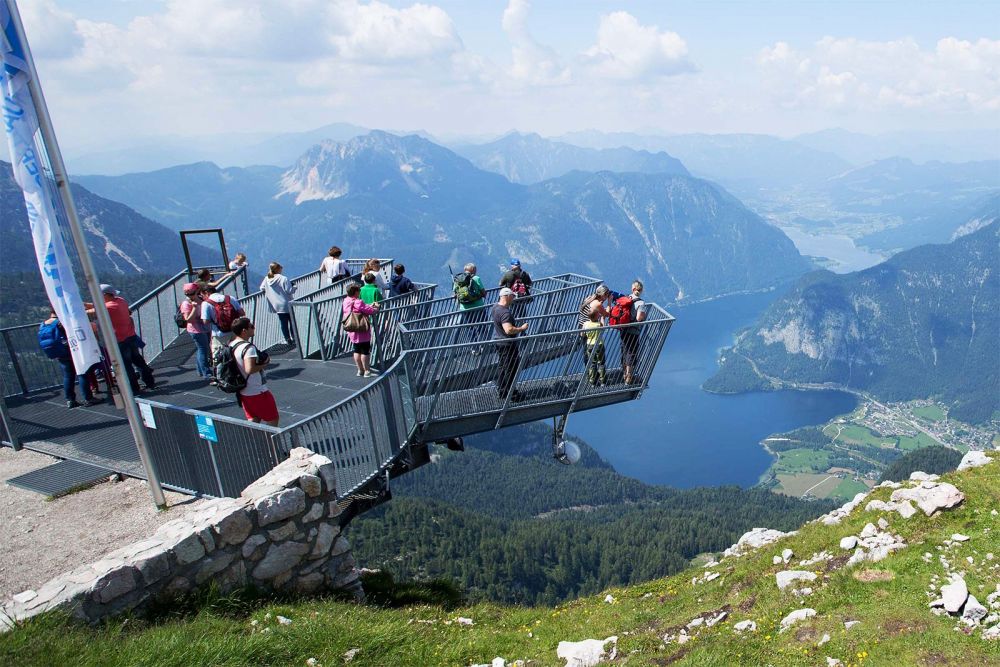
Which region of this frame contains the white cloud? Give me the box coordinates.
[18,0,82,58]
[501,0,570,86]
[758,36,1000,113]
[581,11,694,80]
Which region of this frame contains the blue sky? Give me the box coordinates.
[16,0,1000,150]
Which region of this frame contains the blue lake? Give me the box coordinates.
[571,290,858,488]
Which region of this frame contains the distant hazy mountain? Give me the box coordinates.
[78,131,810,303]
[452,132,689,184]
[819,157,1000,251]
[707,222,1000,424]
[0,161,215,275]
[66,122,372,175]
[794,128,1000,165]
[555,130,851,195]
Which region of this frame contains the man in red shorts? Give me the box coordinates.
[229,317,279,426]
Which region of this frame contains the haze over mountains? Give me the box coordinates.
[0,161,214,275]
[708,216,1000,424]
[77,131,811,303]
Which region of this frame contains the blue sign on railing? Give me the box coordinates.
[195,414,218,442]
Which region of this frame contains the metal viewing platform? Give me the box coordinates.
[1,261,674,524]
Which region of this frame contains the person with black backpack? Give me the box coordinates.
[38,310,99,408]
[499,258,532,318]
[225,317,279,426]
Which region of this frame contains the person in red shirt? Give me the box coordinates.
[88,284,157,393]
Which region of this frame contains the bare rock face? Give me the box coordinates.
[957,450,992,471]
[724,528,794,557]
[776,571,818,590]
[891,483,964,516]
[556,636,617,667]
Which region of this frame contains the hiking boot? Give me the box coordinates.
[66,399,79,408]
[83,398,102,407]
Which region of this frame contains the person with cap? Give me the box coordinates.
[499,258,532,318]
[180,282,212,381]
[492,287,529,402]
[578,284,613,329]
[229,316,280,426]
[87,284,157,393]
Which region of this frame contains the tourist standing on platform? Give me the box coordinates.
[87,284,157,393]
[319,246,351,284]
[582,309,607,386]
[229,317,279,427]
[180,283,213,381]
[261,262,297,346]
[363,258,388,294]
[389,263,415,297]
[38,310,99,408]
[195,267,233,292]
[499,258,532,318]
[200,286,244,358]
[342,283,380,377]
[492,287,528,402]
[454,263,486,311]
[228,253,249,292]
[609,280,649,385]
[360,272,383,305]
[577,284,612,328]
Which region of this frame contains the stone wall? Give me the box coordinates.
[1,448,361,630]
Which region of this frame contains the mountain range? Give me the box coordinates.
[77,131,812,303]
[0,160,215,275]
[452,132,689,185]
[706,219,1000,424]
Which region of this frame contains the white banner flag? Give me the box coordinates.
[1,6,102,372]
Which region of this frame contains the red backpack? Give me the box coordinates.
[510,273,528,296]
[608,295,634,326]
[212,296,238,333]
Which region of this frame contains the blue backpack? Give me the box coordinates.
[38,320,70,359]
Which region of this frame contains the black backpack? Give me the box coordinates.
[174,306,187,328]
[212,341,250,394]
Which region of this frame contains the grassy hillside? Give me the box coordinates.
[3,455,996,666]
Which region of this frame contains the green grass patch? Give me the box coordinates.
[830,477,870,501]
[775,472,840,498]
[911,405,946,421]
[837,424,896,448]
[896,432,939,451]
[2,458,998,667]
[774,447,831,473]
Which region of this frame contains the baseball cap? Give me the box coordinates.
[499,287,515,297]
[509,258,520,266]
[182,282,200,295]
[595,284,610,296]
[99,283,119,296]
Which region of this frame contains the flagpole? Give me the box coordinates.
[4,0,166,508]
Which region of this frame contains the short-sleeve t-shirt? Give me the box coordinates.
[321,257,349,282]
[180,299,208,334]
[104,296,136,342]
[492,304,516,342]
[360,283,382,305]
[231,339,267,397]
[629,297,648,328]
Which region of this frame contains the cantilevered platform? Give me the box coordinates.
[3,337,376,479]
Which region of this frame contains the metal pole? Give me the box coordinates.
[5,0,167,508]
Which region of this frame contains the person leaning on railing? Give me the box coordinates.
[180,282,213,382]
[86,284,157,394]
[492,287,529,403]
[617,280,648,385]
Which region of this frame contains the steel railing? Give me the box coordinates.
[290,258,394,300]
[398,277,603,334]
[290,282,437,364]
[398,273,598,323]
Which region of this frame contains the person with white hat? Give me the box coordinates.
[492,287,529,402]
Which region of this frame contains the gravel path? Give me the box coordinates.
[0,447,209,600]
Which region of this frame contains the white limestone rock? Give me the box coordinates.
[840,536,859,550]
[844,620,860,630]
[556,636,617,667]
[780,608,816,631]
[254,488,307,526]
[724,528,793,557]
[891,483,964,516]
[781,548,794,563]
[963,595,988,625]
[776,570,817,590]
[251,541,310,581]
[860,523,878,539]
[772,555,783,565]
[733,620,757,633]
[952,533,970,542]
[957,450,992,471]
[909,471,939,482]
[896,500,918,519]
[941,576,969,614]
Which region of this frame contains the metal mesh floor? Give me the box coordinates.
[6,459,111,497]
[4,338,374,479]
